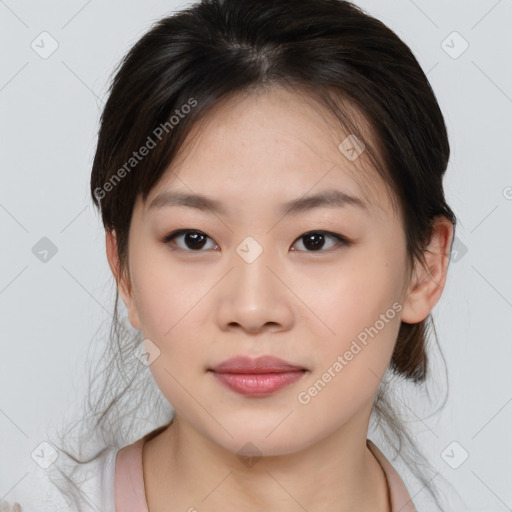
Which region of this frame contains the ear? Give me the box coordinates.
[105,230,141,330]
[400,216,454,324]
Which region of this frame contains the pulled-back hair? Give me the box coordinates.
[47,1,457,510]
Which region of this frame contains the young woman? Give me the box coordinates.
[6,0,457,510]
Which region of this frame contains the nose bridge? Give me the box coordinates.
[215,234,294,332]
[233,234,279,301]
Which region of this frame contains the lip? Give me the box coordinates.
[208,355,307,397]
[209,355,306,373]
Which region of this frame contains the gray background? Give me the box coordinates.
[1,0,511,510]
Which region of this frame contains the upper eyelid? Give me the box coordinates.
[163,229,349,249]
[164,229,344,240]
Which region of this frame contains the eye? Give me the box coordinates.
[162,229,350,253]
[163,229,219,251]
[291,231,350,252]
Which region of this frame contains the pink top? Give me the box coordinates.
[115,431,416,512]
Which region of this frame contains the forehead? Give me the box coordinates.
[143,87,396,220]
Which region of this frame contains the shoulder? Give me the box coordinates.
[367,439,417,512]
[3,445,120,512]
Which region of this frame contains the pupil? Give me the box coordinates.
[183,232,326,251]
[304,233,324,251]
[186,232,206,249]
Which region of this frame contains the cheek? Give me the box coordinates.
[130,245,208,336]
[301,252,402,336]
[130,243,215,345]
[296,275,402,429]
[300,246,405,379]
[134,264,210,411]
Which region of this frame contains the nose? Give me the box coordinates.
[214,241,295,335]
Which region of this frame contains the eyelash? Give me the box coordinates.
[161,229,351,253]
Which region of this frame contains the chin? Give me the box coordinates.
[209,426,315,460]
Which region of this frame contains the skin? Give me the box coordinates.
[106,86,453,512]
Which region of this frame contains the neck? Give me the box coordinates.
[143,409,390,512]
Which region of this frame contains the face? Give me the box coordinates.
[110,87,427,456]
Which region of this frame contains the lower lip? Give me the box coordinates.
[210,370,306,396]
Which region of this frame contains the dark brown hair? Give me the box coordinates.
[48,1,457,510]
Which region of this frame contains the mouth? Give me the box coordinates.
[208,369,307,396]
[208,354,308,397]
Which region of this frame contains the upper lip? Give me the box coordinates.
[209,355,306,374]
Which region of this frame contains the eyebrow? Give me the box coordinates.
[147,189,369,216]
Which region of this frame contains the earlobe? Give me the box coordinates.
[400,217,454,324]
[105,230,141,330]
